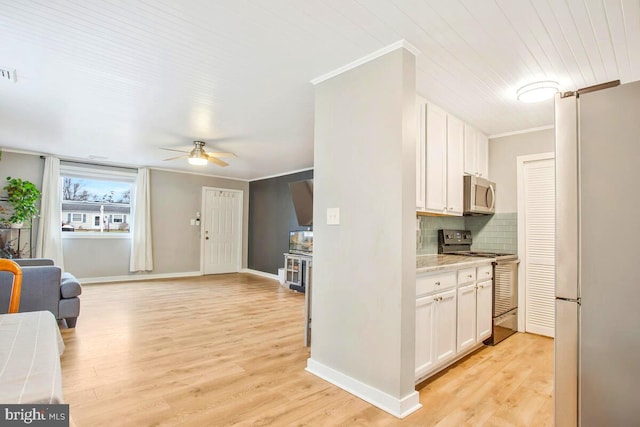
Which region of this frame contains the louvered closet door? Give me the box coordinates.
[523,158,556,337]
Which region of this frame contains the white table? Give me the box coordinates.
[0,311,65,404]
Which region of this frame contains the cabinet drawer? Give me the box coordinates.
[457,268,476,285]
[417,271,456,296]
[477,265,493,281]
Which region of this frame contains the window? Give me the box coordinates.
[60,163,136,237]
[67,213,87,222]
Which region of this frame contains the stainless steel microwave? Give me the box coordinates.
[463,175,496,215]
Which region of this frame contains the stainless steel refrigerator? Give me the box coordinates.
[555,80,640,426]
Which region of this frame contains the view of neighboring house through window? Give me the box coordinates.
[60,164,135,235]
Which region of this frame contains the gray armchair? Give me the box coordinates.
[0,258,81,328]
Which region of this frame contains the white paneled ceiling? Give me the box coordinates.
[0,0,638,180]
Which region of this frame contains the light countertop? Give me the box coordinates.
[416,254,493,273]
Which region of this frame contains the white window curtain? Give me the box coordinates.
[36,156,64,268]
[130,168,153,271]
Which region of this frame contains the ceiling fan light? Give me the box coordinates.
[517,81,559,103]
[188,144,208,166]
[188,156,208,166]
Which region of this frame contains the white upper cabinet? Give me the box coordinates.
[416,97,485,215]
[446,115,464,215]
[424,103,448,213]
[416,96,427,211]
[422,103,464,216]
[464,124,489,178]
[477,132,489,178]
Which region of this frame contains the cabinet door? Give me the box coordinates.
[416,98,427,210]
[457,283,477,352]
[476,279,493,342]
[415,295,436,378]
[424,103,447,213]
[463,124,477,175]
[446,115,464,215]
[435,289,457,363]
[477,131,489,178]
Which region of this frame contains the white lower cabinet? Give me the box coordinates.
[415,288,457,379]
[434,289,457,364]
[416,262,493,382]
[457,283,477,353]
[476,279,493,342]
[415,295,436,377]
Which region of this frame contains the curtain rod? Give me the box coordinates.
[40,156,139,172]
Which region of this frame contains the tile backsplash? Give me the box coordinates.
[416,215,465,254]
[417,212,517,255]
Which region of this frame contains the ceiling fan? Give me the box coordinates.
[161,141,236,167]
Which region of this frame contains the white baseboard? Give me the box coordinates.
[79,271,202,284]
[240,268,279,281]
[306,358,422,418]
[81,269,280,284]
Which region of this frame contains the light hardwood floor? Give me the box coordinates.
[60,273,553,426]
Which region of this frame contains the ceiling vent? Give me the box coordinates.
[0,68,17,83]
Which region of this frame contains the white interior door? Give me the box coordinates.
[517,153,555,337]
[202,188,242,274]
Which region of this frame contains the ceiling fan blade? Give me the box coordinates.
[163,154,189,161]
[206,156,229,167]
[160,147,190,154]
[206,152,236,158]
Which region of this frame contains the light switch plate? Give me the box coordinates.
[190,219,195,226]
[327,208,340,225]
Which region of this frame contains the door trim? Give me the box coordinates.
[516,152,554,333]
[200,187,244,274]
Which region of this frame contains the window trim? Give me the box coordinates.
[60,164,136,240]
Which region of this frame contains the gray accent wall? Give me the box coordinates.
[311,48,417,405]
[248,170,313,275]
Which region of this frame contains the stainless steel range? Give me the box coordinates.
[438,229,519,345]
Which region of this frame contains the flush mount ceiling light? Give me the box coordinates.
[516,81,559,103]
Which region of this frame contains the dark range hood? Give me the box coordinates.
[289,179,313,226]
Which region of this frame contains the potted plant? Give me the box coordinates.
[3,176,41,228]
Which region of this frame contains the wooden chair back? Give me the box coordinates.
[0,259,22,313]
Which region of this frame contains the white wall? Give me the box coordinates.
[490,128,555,213]
[0,151,44,254]
[149,169,249,275]
[309,47,419,416]
[1,151,251,279]
[65,169,249,279]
